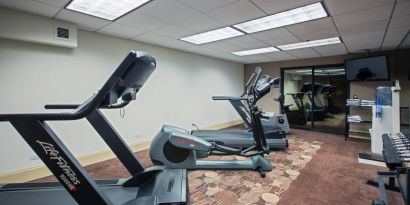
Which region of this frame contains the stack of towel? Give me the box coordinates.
[347,115,363,123]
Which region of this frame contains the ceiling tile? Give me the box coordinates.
[381,28,408,50]
[251,28,300,46]
[343,31,385,51]
[132,32,173,45]
[337,19,389,36]
[160,40,195,50]
[55,9,110,31]
[400,34,410,49]
[152,25,194,38]
[286,17,338,41]
[250,0,321,14]
[138,0,201,23]
[176,0,239,12]
[246,54,274,63]
[392,0,410,18]
[0,0,61,17]
[115,11,170,31]
[33,0,70,7]
[204,41,243,52]
[206,0,265,25]
[333,4,393,28]
[389,15,410,29]
[98,23,148,39]
[313,44,348,56]
[324,0,394,16]
[285,48,321,58]
[175,14,226,32]
[223,35,268,49]
[264,51,297,60]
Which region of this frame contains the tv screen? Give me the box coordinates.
[345,56,389,81]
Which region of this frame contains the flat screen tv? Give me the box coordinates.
[345,56,390,81]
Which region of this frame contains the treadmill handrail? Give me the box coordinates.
[212,96,248,101]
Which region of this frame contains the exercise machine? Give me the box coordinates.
[300,82,327,121]
[0,51,188,205]
[212,72,289,133]
[150,68,273,177]
[321,85,339,114]
[191,67,289,149]
[284,92,308,125]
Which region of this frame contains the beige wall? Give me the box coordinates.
[244,54,358,113]
[245,50,410,113]
[0,29,244,175]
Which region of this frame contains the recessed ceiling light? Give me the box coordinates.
[233,2,327,33]
[180,27,244,45]
[66,0,152,21]
[231,47,279,56]
[278,37,341,50]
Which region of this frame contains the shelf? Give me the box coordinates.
[349,130,371,140]
[348,120,372,124]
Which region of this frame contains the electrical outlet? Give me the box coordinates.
[30,155,40,161]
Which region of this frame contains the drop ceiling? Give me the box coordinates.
[0,0,409,64]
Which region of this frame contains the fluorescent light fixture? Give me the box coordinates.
[278,37,341,50]
[180,27,244,45]
[231,47,279,56]
[233,2,327,33]
[66,0,151,21]
[295,69,312,73]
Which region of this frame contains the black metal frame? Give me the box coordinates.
[280,64,347,135]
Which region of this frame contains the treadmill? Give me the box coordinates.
[300,82,327,121]
[191,67,288,149]
[0,51,188,205]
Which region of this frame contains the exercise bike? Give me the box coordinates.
[150,69,273,177]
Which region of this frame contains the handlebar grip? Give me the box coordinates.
[45,104,79,109]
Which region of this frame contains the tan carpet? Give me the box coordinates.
[188,137,322,204]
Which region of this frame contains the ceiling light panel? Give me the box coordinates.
[233,2,327,33]
[180,27,244,45]
[231,47,279,56]
[278,37,341,50]
[66,0,152,21]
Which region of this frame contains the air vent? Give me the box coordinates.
[56,27,69,39]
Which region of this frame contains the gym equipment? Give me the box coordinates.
[300,82,327,121]
[0,51,188,205]
[150,68,273,177]
[284,92,308,125]
[372,133,410,205]
[191,67,289,149]
[321,85,339,114]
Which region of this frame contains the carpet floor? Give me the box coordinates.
[32,128,403,205]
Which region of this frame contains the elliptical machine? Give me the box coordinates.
[150,68,273,177]
[190,68,289,149]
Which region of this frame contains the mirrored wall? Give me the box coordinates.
[281,65,347,134]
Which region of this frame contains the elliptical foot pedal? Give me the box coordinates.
[212,142,242,155]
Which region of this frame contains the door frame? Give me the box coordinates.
[280,63,347,135]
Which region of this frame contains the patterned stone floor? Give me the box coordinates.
[188,138,323,205]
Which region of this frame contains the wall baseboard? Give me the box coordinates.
[0,119,242,183]
[0,140,151,183]
[202,119,243,130]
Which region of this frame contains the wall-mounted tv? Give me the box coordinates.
[345,56,390,81]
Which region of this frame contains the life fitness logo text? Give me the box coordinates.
[36,140,81,192]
